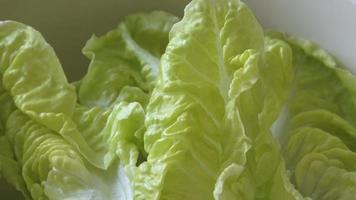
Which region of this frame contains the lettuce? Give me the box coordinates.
[5,110,133,200]
[1,0,356,200]
[134,0,300,199]
[78,11,178,108]
[0,30,41,199]
[0,11,175,199]
[269,33,356,199]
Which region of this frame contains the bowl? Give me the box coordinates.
[1,0,356,199]
[246,0,356,74]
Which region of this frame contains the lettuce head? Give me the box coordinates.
[1,0,356,200]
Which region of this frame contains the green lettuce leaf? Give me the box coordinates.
[0,83,15,134]
[0,21,77,122]
[1,98,144,200]
[133,0,301,199]
[72,102,145,167]
[213,36,303,200]
[0,20,155,199]
[78,11,178,108]
[3,1,356,199]
[0,21,146,170]
[0,136,30,199]
[0,75,29,198]
[5,110,133,200]
[270,33,356,199]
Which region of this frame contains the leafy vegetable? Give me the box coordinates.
[78,11,178,108]
[0,38,37,200]
[5,110,133,200]
[134,0,300,199]
[0,11,176,199]
[1,0,356,200]
[270,33,356,199]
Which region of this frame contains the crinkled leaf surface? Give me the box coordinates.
[78,11,178,108]
[270,33,356,200]
[134,1,300,199]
